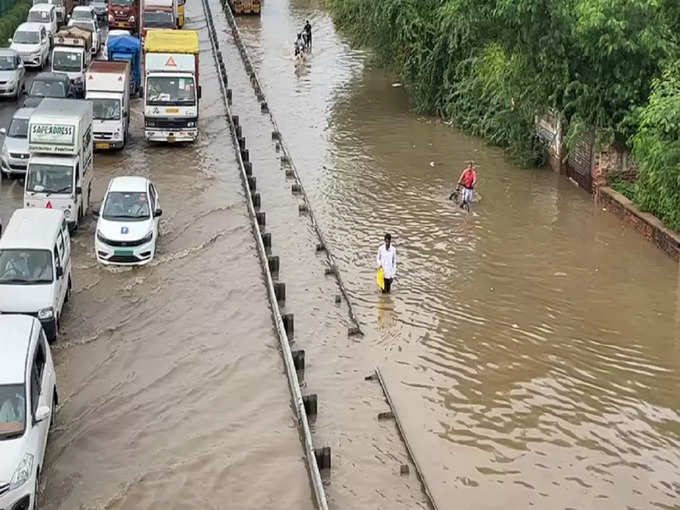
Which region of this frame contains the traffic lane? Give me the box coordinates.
[0,69,40,127]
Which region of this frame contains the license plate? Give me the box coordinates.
[96,142,110,149]
[114,249,133,256]
[167,134,175,142]
[166,107,179,113]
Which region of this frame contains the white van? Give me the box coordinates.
[0,315,58,510]
[0,209,72,342]
[27,4,58,47]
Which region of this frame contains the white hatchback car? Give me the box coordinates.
[95,177,162,265]
[0,315,57,510]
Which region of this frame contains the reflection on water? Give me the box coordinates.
[238,0,680,506]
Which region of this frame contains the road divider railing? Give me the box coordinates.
[220,0,364,338]
[198,0,329,508]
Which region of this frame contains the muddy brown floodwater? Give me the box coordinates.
[233,0,680,508]
[1,1,315,508]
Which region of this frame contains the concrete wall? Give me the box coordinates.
[597,187,680,260]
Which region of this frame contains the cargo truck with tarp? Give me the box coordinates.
[25,98,94,231]
[143,29,200,143]
[51,27,92,96]
[106,34,141,95]
[229,0,260,15]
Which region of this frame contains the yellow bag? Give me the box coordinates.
[376,267,385,290]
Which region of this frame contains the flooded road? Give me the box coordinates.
[234,0,680,508]
[0,2,315,508]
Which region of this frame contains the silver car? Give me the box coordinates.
[0,49,26,100]
[0,108,34,178]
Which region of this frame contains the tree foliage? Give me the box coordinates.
[327,0,679,168]
[631,62,680,231]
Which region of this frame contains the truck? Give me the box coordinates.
[142,0,179,36]
[33,0,75,26]
[143,29,200,143]
[24,98,94,231]
[86,61,131,150]
[229,0,261,15]
[51,27,92,96]
[107,34,142,96]
[108,0,139,32]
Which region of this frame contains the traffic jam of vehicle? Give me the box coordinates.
[0,0,191,507]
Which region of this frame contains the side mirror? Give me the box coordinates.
[7,38,12,44]
[198,85,202,100]
[123,110,128,117]
[56,266,63,278]
[154,208,162,217]
[35,405,51,423]
[0,128,6,136]
[92,208,100,218]
[76,186,82,194]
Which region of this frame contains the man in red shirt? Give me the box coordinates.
[456,162,477,211]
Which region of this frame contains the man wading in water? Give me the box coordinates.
[453,162,477,211]
[376,233,397,294]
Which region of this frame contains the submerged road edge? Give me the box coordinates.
[198,0,329,508]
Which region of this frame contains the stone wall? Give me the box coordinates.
[597,187,680,260]
[591,141,638,192]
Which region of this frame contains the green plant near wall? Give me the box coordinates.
[0,0,32,48]
[631,62,680,232]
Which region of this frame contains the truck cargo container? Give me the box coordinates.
[143,29,200,143]
[25,98,94,231]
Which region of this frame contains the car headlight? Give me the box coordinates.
[10,453,34,490]
[139,231,153,244]
[145,120,156,128]
[186,121,195,128]
[63,208,72,219]
[130,15,135,22]
[96,229,107,243]
[38,307,54,320]
[108,14,113,21]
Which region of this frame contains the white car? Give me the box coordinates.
[102,30,130,60]
[0,49,26,100]
[9,23,50,69]
[0,315,58,510]
[95,177,162,265]
[26,4,58,47]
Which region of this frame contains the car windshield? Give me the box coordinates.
[146,76,195,105]
[70,20,94,32]
[112,0,133,4]
[26,163,73,194]
[8,118,29,138]
[52,50,82,72]
[72,10,92,20]
[0,385,26,440]
[103,191,150,220]
[89,98,121,120]
[144,11,174,27]
[0,249,53,284]
[29,79,66,97]
[27,10,50,22]
[92,0,107,4]
[13,31,40,44]
[0,56,18,70]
